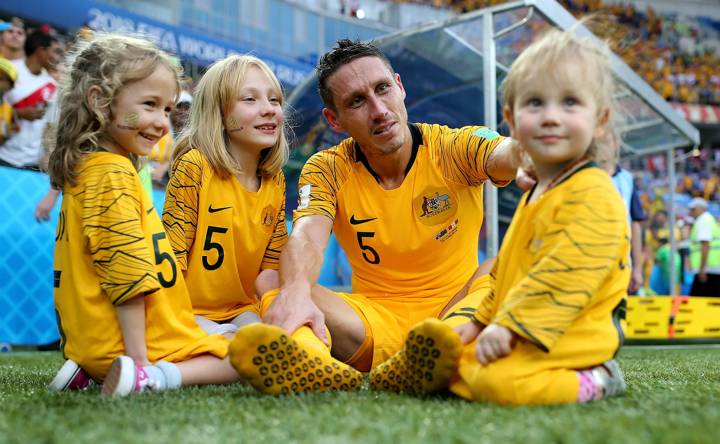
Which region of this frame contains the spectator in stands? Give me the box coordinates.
[0,29,62,169]
[688,197,720,296]
[0,56,17,146]
[651,235,682,295]
[0,18,26,62]
[149,89,192,187]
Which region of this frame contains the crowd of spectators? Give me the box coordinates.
[0,17,195,221]
[394,0,720,106]
[626,151,720,295]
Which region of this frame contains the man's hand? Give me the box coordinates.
[263,288,329,345]
[698,270,708,283]
[16,106,46,121]
[515,166,537,191]
[454,320,483,344]
[475,323,516,365]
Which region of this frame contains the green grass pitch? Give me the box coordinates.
[1,347,718,444]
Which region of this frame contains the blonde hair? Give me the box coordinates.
[502,27,615,162]
[48,34,181,189]
[172,55,289,179]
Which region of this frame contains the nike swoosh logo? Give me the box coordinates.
[349,215,377,225]
[208,205,232,213]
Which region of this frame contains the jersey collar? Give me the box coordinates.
[353,123,422,183]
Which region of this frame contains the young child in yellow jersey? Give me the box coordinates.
[163,55,288,337]
[162,54,363,395]
[370,28,630,405]
[45,34,241,396]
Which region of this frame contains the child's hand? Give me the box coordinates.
[454,320,484,344]
[475,323,516,365]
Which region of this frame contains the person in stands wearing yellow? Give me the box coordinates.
[228,39,521,396]
[46,35,240,397]
[163,55,290,337]
[372,28,631,405]
[0,56,17,145]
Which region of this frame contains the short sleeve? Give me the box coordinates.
[429,124,510,187]
[162,150,202,271]
[262,172,288,270]
[292,149,350,223]
[81,159,160,305]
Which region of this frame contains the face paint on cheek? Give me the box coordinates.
[226,116,244,133]
[116,112,139,131]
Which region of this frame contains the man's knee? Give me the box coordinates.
[310,286,366,362]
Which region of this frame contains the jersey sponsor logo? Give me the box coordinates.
[208,204,232,213]
[472,127,500,141]
[349,215,377,225]
[261,205,277,230]
[413,187,457,226]
[297,184,312,210]
[435,218,459,242]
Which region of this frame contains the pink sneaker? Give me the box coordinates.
[48,360,96,392]
[101,356,160,397]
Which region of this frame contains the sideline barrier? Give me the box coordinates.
[625,295,720,340]
[0,167,60,345]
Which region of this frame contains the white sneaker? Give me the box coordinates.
[101,356,160,397]
[48,360,96,392]
[592,359,627,399]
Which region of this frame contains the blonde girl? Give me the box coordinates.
[369,28,631,405]
[162,55,289,337]
[46,34,240,396]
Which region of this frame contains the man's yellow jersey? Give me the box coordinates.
[474,165,630,355]
[54,152,228,380]
[163,149,287,321]
[294,123,508,300]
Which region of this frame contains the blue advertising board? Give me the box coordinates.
[0,0,313,87]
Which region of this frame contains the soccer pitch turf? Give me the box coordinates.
[1,347,718,444]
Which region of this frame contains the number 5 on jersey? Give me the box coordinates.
[152,232,177,288]
[357,231,380,265]
[203,226,228,271]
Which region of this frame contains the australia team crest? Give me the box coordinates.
[260,205,277,231]
[413,187,458,226]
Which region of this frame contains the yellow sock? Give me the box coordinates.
[291,326,332,356]
[369,318,461,394]
[229,324,362,395]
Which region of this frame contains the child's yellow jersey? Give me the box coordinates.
[163,149,287,321]
[54,152,228,380]
[294,123,509,299]
[475,165,630,353]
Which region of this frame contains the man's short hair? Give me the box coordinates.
[24,29,58,57]
[316,39,394,110]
